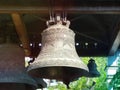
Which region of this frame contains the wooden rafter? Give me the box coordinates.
[11,13,31,56]
[0,6,120,14]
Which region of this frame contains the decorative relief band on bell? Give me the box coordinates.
[42,24,74,34]
[41,24,76,52]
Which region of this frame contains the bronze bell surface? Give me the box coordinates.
[0,43,37,90]
[28,15,89,85]
[87,58,100,77]
[27,59,47,89]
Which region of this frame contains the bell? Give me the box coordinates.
[34,78,47,89]
[27,15,89,85]
[0,43,37,90]
[87,58,100,77]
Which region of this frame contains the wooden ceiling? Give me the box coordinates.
[0,0,120,57]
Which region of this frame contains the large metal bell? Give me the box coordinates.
[28,15,89,85]
[87,58,100,77]
[0,43,37,90]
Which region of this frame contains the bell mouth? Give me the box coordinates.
[28,66,89,82]
[0,72,37,88]
[88,71,101,77]
[0,83,36,90]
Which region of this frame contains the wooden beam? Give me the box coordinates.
[11,13,31,56]
[109,30,120,55]
[0,6,120,14]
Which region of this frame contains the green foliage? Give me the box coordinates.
[69,77,88,90]
[47,82,67,90]
[81,57,108,90]
[47,57,108,90]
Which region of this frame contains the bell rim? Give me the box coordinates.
[88,72,101,77]
[0,72,38,87]
[27,57,89,72]
[28,66,89,82]
[28,65,89,72]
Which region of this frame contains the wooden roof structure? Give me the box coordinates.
[0,0,120,57]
